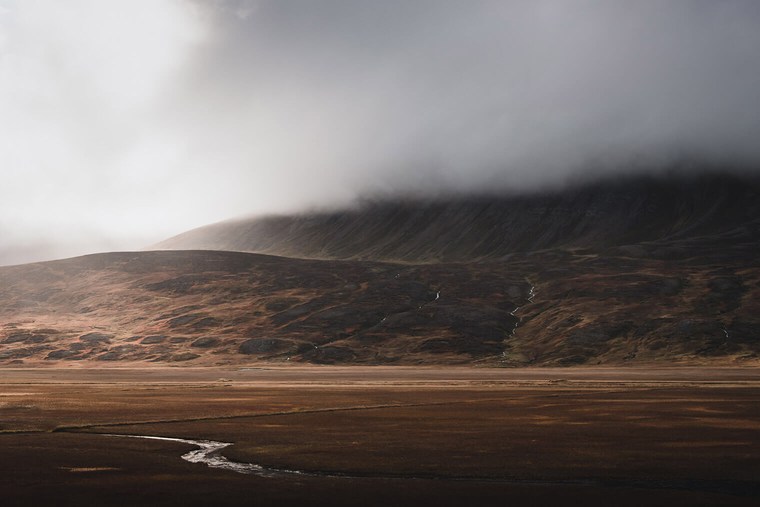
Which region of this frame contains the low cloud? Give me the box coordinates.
[2,0,760,263]
[175,1,760,201]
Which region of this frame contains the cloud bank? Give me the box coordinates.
[1,0,760,263]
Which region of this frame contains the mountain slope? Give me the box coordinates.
[3,172,759,366]
[0,251,531,365]
[1,247,758,366]
[156,172,760,262]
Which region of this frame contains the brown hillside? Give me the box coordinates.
[1,247,758,366]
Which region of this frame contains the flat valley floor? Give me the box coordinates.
[1,366,759,506]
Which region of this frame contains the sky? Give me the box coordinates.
[1,0,760,265]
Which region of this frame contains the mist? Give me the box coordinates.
[2,0,760,265]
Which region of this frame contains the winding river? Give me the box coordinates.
[107,434,307,477]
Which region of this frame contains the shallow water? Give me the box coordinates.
[106,434,306,477]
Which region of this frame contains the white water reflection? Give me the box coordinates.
[107,434,306,477]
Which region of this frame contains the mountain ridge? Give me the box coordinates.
[155,172,760,262]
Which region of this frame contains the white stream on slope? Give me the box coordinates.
[106,434,306,477]
[502,283,535,359]
[509,284,535,320]
[417,289,441,310]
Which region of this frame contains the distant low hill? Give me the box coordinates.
[155,172,760,262]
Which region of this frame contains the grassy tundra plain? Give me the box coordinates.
[1,366,758,506]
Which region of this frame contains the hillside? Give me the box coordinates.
[1,245,758,366]
[0,251,528,365]
[2,172,759,366]
[155,172,760,262]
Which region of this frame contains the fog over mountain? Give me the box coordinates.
[2,1,760,264]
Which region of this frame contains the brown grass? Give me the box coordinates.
[1,366,759,506]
